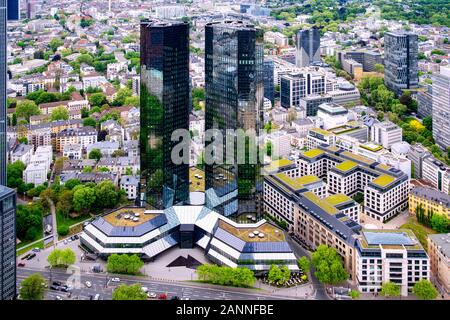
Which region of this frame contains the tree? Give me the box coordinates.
[112,284,147,300]
[430,214,449,233]
[88,148,102,161]
[15,100,40,121]
[111,149,126,158]
[107,254,144,275]
[72,185,96,213]
[297,256,311,273]
[350,290,360,299]
[7,160,26,189]
[47,248,76,267]
[94,180,118,208]
[374,63,385,73]
[380,281,401,297]
[268,264,283,285]
[112,87,132,106]
[20,273,47,300]
[196,264,255,288]
[64,179,81,190]
[376,111,384,121]
[423,116,432,131]
[124,96,139,107]
[49,38,64,52]
[50,105,69,121]
[56,189,73,219]
[82,117,97,128]
[311,245,348,285]
[88,92,107,107]
[16,204,43,241]
[413,280,438,300]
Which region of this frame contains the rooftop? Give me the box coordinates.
[324,194,353,206]
[102,208,155,227]
[265,158,294,172]
[428,234,450,258]
[302,148,325,159]
[218,220,285,243]
[334,160,358,172]
[341,151,376,165]
[359,229,423,250]
[360,143,383,152]
[371,174,396,187]
[410,186,450,208]
[302,192,338,215]
[310,128,331,136]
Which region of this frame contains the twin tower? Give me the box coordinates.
[139,20,264,218]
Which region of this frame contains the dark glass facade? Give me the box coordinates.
[263,59,274,105]
[0,186,16,300]
[140,20,190,209]
[295,27,321,67]
[205,21,264,218]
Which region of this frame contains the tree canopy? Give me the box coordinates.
[311,245,348,284]
[19,273,47,300]
[106,254,144,275]
[112,284,147,300]
[413,280,438,300]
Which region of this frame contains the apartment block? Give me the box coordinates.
[428,234,450,298]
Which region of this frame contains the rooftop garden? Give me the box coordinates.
[218,220,286,243]
[302,148,325,159]
[324,194,353,206]
[371,174,396,187]
[334,160,358,172]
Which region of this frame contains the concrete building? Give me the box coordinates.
[0,186,16,300]
[55,126,97,152]
[384,31,419,96]
[355,229,429,296]
[280,71,326,110]
[86,141,120,158]
[409,186,450,219]
[417,84,433,118]
[120,175,139,200]
[63,144,82,160]
[316,103,349,130]
[432,66,450,149]
[337,50,383,72]
[371,121,402,149]
[408,143,431,179]
[299,94,332,117]
[422,156,450,193]
[428,234,450,298]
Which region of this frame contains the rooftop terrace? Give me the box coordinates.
[103,208,156,227]
[218,220,286,243]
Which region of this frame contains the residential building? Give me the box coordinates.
[86,141,120,158]
[295,27,320,67]
[408,143,431,179]
[54,126,97,152]
[23,162,47,185]
[120,175,139,200]
[10,143,33,165]
[140,20,190,209]
[428,234,450,298]
[204,21,264,217]
[371,121,403,149]
[409,186,450,219]
[355,229,429,296]
[432,65,450,149]
[97,156,139,176]
[384,31,419,96]
[422,156,450,193]
[63,143,82,160]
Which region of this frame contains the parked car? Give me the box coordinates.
[60,285,69,293]
[170,296,180,300]
[110,277,120,283]
[50,284,60,291]
[74,235,79,240]
[53,281,62,286]
[17,262,25,267]
[55,296,62,300]
[94,294,100,300]
[158,293,167,300]
[147,292,157,299]
[85,281,92,288]
[27,253,36,260]
[32,248,40,253]
[21,254,30,260]
[141,287,148,293]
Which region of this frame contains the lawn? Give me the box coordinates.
[400,216,436,250]
[16,239,44,257]
[56,211,91,239]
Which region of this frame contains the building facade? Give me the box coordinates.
[384,31,419,96]
[432,66,450,150]
[428,234,450,298]
[263,59,275,106]
[0,186,16,300]
[140,20,190,209]
[204,21,264,218]
[295,27,321,68]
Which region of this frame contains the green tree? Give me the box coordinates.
[72,185,96,213]
[107,254,144,275]
[430,214,449,233]
[19,273,47,300]
[47,248,76,267]
[124,96,139,107]
[380,281,401,297]
[88,148,102,161]
[49,38,64,52]
[88,92,107,107]
[112,87,132,106]
[297,256,311,273]
[350,290,360,299]
[413,280,438,300]
[112,284,147,300]
[423,116,432,131]
[268,264,283,285]
[16,100,40,121]
[82,117,97,128]
[374,63,385,73]
[50,105,69,121]
[56,189,73,219]
[94,180,118,208]
[311,245,348,285]
[196,264,255,288]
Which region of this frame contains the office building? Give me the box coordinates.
[0,186,16,300]
[204,21,264,217]
[370,121,403,149]
[295,27,321,67]
[299,94,332,117]
[263,59,274,105]
[409,186,450,219]
[432,66,450,149]
[417,84,433,118]
[428,234,450,298]
[316,103,348,130]
[422,156,450,193]
[337,50,383,72]
[280,71,326,109]
[355,229,429,296]
[140,20,190,209]
[407,143,431,179]
[384,31,419,96]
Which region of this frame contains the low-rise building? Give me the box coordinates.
[86,141,120,158]
[428,234,450,298]
[120,175,139,200]
[63,144,83,160]
[409,186,450,219]
[55,126,97,152]
[370,121,403,149]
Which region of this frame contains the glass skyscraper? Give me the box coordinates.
[263,59,274,105]
[139,20,190,209]
[205,21,264,218]
[295,27,321,68]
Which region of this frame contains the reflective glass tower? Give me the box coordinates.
[295,27,321,67]
[205,21,264,218]
[140,20,190,209]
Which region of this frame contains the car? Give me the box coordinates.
[147,292,157,299]
[141,286,148,293]
[60,286,69,293]
[55,296,62,300]
[50,284,60,291]
[110,277,120,283]
[53,281,62,286]
[74,234,79,240]
[158,293,167,300]
[170,296,180,300]
[67,238,72,243]
[181,297,190,300]
[32,248,40,253]
[93,294,100,300]
[21,254,30,260]
[63,239,68,245]
[17,262,25,267]
[85,281,92,288]
[26,253,36,260]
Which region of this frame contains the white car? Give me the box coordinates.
[85,281,92,288]
[141,287,148,293]
[55,296,62,300]
[111,277,120,283]
[63,239,68,245]
[147,292,157,299]
[94,294,100,300]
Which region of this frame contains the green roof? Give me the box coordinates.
[266,158,294,172]
[324,194,353,206]
[296,175,321,186]
[341,151,375,165]
[334,160,358,172]
[303,192,338,215]
[360,143,383,152]
[275,173,320,190]
[371,174,396,187]
[310,128,331,136]
[303,148,325,159]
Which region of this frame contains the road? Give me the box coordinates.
[17,267,299,301]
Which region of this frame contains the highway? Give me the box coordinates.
[17,267,299,301]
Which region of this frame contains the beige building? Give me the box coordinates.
[428,234,450,298]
